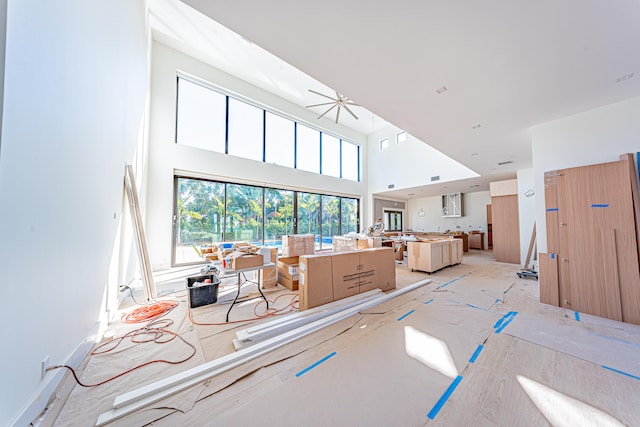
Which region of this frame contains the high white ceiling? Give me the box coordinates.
[161,0,640,199]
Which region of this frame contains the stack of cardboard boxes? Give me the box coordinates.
[277,234,316,290]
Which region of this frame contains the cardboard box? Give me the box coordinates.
[260,247,278,288]
[282,234,316,257]
[297,248,396,310]
[332,251,362,301]
[227,252,264,270]
[277,256,299,290]
[332,236,357,252]
[359,247,396,292]
[299,254,334,310]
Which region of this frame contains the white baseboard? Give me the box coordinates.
[9,321,101,427]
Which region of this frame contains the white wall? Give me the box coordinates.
[531,96,640,253]
[0,2,149,425]
[517,168,536,267]
[407,191,491,244]
[367,126,479,195]
[147,42,369,269]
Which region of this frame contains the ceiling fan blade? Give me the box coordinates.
[317,103,337,120]
[308,89,337,101]
[343,104,359,120]
[335,105,341,123]
[306,101,336,108]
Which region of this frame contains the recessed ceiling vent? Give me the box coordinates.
[388,184,395,189]
[431,176,440,182]
[497,160,513,166]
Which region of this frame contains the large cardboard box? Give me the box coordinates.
[228,252,264,270]
[332,248,396,302]
[282,234,315,257]
[359,247,396,292]
[331,251,362,301]
[277,256,299,290]
[299,254,334,310]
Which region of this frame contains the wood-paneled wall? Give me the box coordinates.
[540,155,640,325]
[491,194,520,264]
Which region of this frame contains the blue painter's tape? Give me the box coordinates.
[574,311,581,321]
[295,352,337,377]
[438,274,467,289]
[495,311,518,333]
[591,204,609,208]
[551,253,556,259]
[546,207,559,212]
[397,309,415,321]
[427,375,464,419]
[469,344,484,363]
[424,298,434,305]
[602,365,640,381]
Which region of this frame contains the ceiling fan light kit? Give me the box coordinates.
[306,89,359,124]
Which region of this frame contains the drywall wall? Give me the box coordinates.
[531,96,640,253]
[146,42,369,269]
[407,191,491,244]
[0,2,149,425]
[0,0,6,156]
[367,126,479,195]
[517,168,536,267]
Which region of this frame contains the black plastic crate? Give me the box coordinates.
[186,274,220,308]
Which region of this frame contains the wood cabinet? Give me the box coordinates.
[540,154,640,325]
[449,238,463,265]
[408,239,460,273]
[468,232,485,250]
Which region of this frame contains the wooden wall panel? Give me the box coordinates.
[538,252,559,306]
[556,160,640,324]
[543,171,565,307]
[491,195,520,264]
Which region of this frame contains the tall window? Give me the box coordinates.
[342,142,359,181]
[225,184,263,243]
[265,112,295,167]
[321,134,341,178]
[341,198,359,234]
[264,188,294,246]
[296,192,321,237]
[296,124,320,173]
[227,98,263,162]
[176,78,226,153]
[321,195,340,249]
[174,178,225,264]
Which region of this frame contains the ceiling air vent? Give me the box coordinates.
[497,160,513,166]
[388,184,395,189]
[431,176,440,182]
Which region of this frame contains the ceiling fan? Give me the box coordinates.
[306,89,359,124]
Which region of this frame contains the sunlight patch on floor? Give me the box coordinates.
[517,375,624,427]
[404,325,458,379]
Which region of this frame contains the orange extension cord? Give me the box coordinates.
[188,292,299,326]
[48,292,300,386]
[47,313,195,387]
[121,300,178,323]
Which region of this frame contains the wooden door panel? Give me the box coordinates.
[491,195,520,264]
